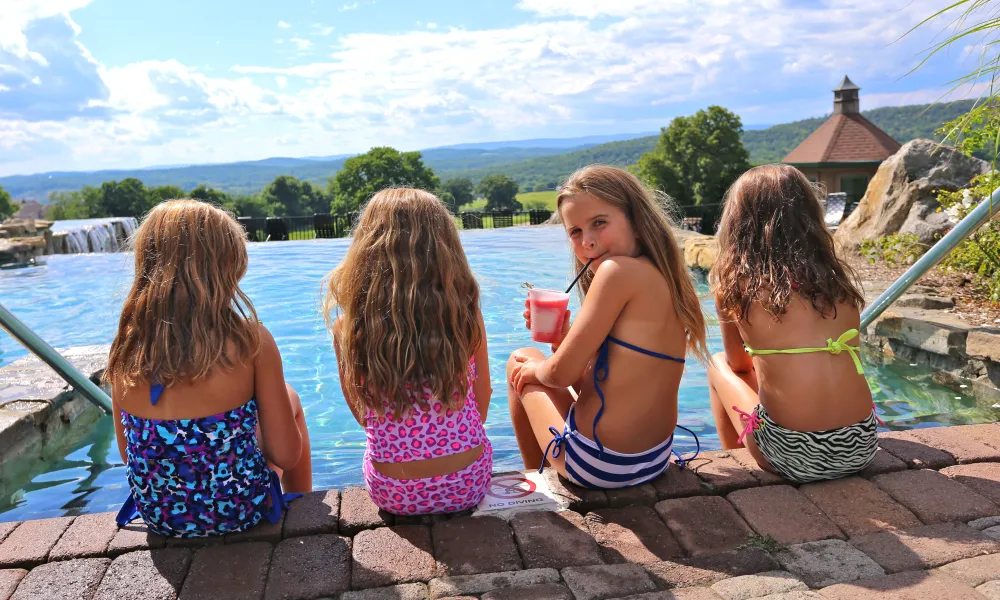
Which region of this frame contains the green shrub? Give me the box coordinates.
[937,173,1000,302]
[858,233,927,267]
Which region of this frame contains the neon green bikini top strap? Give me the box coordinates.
[743,328,864,375]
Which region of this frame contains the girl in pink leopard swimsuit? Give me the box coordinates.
[324,188,493,515]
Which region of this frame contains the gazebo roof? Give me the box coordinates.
[783,112,901,165]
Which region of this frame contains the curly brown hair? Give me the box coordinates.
[711,164,864,322]
[106,200,261,388]
[323,188,482,417]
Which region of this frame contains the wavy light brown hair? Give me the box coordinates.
[712,164,864,322]
[324,188,482,417]
[105,200,260,388]
[557,165,709,363]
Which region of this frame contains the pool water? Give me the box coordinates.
[0,226,996,521]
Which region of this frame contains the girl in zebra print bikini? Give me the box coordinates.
[707,165,880,484]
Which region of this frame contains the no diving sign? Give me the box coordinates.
[476,472,559,515]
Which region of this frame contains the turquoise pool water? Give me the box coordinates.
[0,226,996,521]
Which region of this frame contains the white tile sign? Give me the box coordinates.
[475,472,560,515]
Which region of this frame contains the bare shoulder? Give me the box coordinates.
[591,255,645,283]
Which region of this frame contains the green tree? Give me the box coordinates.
[262,175,328,217]
[189,185,231,204]
[441,178,475,212]
[637,105,751,207]
[44,191,91,220]
[477,174,521,211]
[329,147,439,213]
[0,186,14,221]
[99,178,154,217]
[224,194,274,218]
[149,185,187,203]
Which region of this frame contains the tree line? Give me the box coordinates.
[35,147,527,221]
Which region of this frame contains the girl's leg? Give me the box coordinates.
[506,348,576,472]
[281,383,313,493]
[707,352,773,471]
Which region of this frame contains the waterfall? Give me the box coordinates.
[54,217,136,254]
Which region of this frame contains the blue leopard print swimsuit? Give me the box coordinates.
[115,383,297,538]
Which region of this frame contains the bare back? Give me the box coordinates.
[571,257,686,453]
[735,297,872,430]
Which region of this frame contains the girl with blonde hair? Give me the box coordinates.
[107,200,311,538]
[508,165,708,488]
[325,188,492,515]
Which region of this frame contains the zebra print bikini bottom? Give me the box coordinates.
[750,403,879,484]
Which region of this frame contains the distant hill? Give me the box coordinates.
[0,100,981,200]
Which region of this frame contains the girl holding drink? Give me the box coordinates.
[507,165,708,489]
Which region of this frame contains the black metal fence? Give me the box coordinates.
[237,210,554,241]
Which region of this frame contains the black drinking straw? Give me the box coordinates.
[565,258,595,293]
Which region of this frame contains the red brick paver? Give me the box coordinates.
[282,489,340,538]
[178,542,273,600]
[872,469,999,524]
[729,449,785,486]
[643,548,779,588]
[942,463,1000,505]
[433,516,521,576]
[909,426,1000,464]
[510,510,604,569]
[49,512,118,561]
[858,448,908,478]
[481,583,572,600]
[799,477,921,537]
[352,525,436,589]
[878,431,957,469]
[0,570,26,600]
[586,506,684,564]
[265,534,351,600]
[224,515,283,545]
[850,522,1000,573]
[561,564,658,600]
[0,516,74,568]
[651,463,706,500]
[93,549,191,600]
[541,469,609,512]
[339,487,393,536]
[728,486,845,545]
[654,496,754,556]
[687,452,759,493]
[606,484,658,508]
[10,558,109,600]
[0,525,18,546]
[106,521,166,556]
[937,553,1000,586]
[819,570,985,599]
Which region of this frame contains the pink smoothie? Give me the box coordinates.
[528,289,570,344]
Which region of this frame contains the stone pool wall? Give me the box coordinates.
[0,346,109,501]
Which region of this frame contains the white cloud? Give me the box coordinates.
[426,22,438,30]
[276,76,287,89]
[277,20,291,28]
[289,37,313,51]
[313,24,335,36]
[340,2,358,11]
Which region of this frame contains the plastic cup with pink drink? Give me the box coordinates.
[527,288,571,344]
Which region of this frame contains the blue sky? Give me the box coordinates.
[0,0,987,176]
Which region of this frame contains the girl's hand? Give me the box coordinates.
[510,355,542,395]
[523,300,572,352]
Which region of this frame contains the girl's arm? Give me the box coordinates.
[537,258,634,387]
[717,294,753,373]
[333,317,366,427]
[254,325,305,470]
[110,380,127,464]
[472,310,492,421]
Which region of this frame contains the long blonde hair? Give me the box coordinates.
[106,200,260,388]
[557,165,709,363]
[324,188,482,417]
[712,164,864,322]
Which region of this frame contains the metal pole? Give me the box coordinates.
[0,302,112,414]
[861,185,1000,329]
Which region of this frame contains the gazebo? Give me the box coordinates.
[783,76,901,208]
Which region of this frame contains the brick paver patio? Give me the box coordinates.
[7,423,1000,598]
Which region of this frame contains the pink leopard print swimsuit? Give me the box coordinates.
[362,359,493,515]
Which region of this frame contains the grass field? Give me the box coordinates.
[516,190,557,210]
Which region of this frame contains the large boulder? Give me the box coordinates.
[834,139,989,248]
